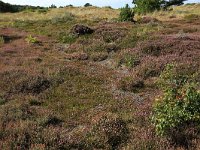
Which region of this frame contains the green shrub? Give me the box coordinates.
[90,52,108,62]
[118,53,140,68]
[0,36,4,45]
[0,97,6,105]
[29,99,42,106]
[133,0,185,14]
[133,0,164,14]
[184,14,200,21]
[60,33,77,44]
[89,113,129,149]
[117,76,144,92]
[119,4,134,22]
[25,35,39,44]
[152,64,200,136]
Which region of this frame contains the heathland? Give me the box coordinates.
[0,3,200,150]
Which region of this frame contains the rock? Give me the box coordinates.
[71,24,94,35]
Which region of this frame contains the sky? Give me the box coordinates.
[2,0,200,8]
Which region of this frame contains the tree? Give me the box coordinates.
[165,0,186,7]
[84,3,92,7]
[0,1,18,12]
[133,0,165,14]
[119,4,135,22]
[132,0,186,14]
[49,4,57,8]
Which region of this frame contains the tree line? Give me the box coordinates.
[0,1,45,13]
[120,0,186,21]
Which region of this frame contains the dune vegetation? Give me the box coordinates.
[0,2,200,150]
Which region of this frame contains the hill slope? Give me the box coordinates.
[0,4,200,150]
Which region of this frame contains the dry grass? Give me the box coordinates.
[0,6,119,22]
[143,3,200,21]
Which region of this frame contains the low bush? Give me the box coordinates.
[0,36,4,45]
[184,14,200,21]
[152,64,200,147]
[29,99,42,106]
[60,33,77,44]
[12,76,51,95]
[89,113,129,149]
[25,35,39,44]
[136,61,162,79]
[0,97,6,105]
[141,44,162,56]
[118,53,140,68]
[90,52,108,62]
[117,76,144,92]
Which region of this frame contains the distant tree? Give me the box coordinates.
[119,4,135,22]
[0,1,47,13]
[49,4,57,8]
[66,4,73,7]
[133,0,165,14]
[0,0,18,12]
[165,0,186,7]
[133,0,187,14]
[84,3,92,7]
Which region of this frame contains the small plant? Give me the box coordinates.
[119,4,134,22]
[60,33,77,44]
[0,97,6,105]
[141,44,162,56]
[152,64,200,137]
[0,36,5,45]
[90,52,108,62]
[117,76,144,92]
[25,35,39,44]
[29,99,42,106]
[119,53,140,68]
[90,113,129,149]
[184,14,200,21]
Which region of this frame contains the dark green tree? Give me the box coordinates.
[49,4,57,8]
[84,3,92,7]
[119,4,135,22]
[133,0,186,14]
[133,0,165,14]
[165,0,186,7]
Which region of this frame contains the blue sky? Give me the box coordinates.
[2,0,200,8]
